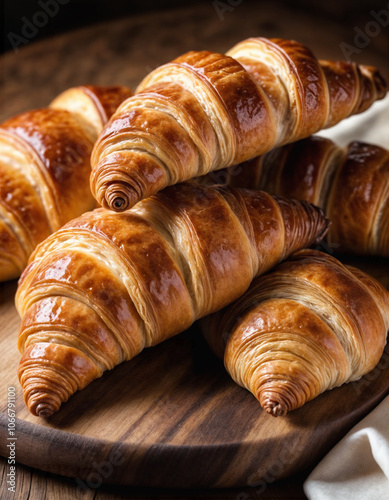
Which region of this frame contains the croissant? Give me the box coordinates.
[15,183,329,417]
[90,37,386,212]
[201,249,389,417]
[0,84,132,281]
[204,136,389,256]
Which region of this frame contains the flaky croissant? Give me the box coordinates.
[90,37,386,212]
[204,136,389,256]
[201,249,389,417]
[15,183,329,417]
[0,84,132,281]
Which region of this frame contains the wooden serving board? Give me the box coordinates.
[0,256,388,488]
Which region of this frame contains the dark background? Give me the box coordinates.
[2,0,388,54]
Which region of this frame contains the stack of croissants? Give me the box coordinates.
[2,37,388,418]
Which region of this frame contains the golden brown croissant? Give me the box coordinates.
[15,183,329,417]
[90,37,386,212]
[201,249,389,417]
[0,85,132,281]
[205,136,389,256]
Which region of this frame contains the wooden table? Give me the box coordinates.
[0,456,310,499]
[1,2,388,499]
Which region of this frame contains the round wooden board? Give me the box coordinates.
[1,2,389,490]
[0,255,388,488]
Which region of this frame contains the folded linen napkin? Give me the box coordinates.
[304,395,389,500]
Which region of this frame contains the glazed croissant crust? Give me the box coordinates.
[0,84,132,281]
[90,37,386,212]
[204,136,389,256]
[201,250,389,416]
[15,183,328,417]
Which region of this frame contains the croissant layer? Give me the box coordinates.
[201,250,389,416]
[91,37,386,211]
[16,183,329,417]
[210,136,389,256]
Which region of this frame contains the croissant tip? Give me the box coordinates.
[263,402,288,417]
[105,183,137,212]
[359,65,387,100]
[112,196,128,212]
[35,403,55,418]
[318,214,332,243]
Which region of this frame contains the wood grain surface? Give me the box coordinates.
[0,455,309,500]
[1,2,388,498]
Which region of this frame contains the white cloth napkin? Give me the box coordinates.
[319,93,389,147]
[303,93,389,500]
[304,395,389,500]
